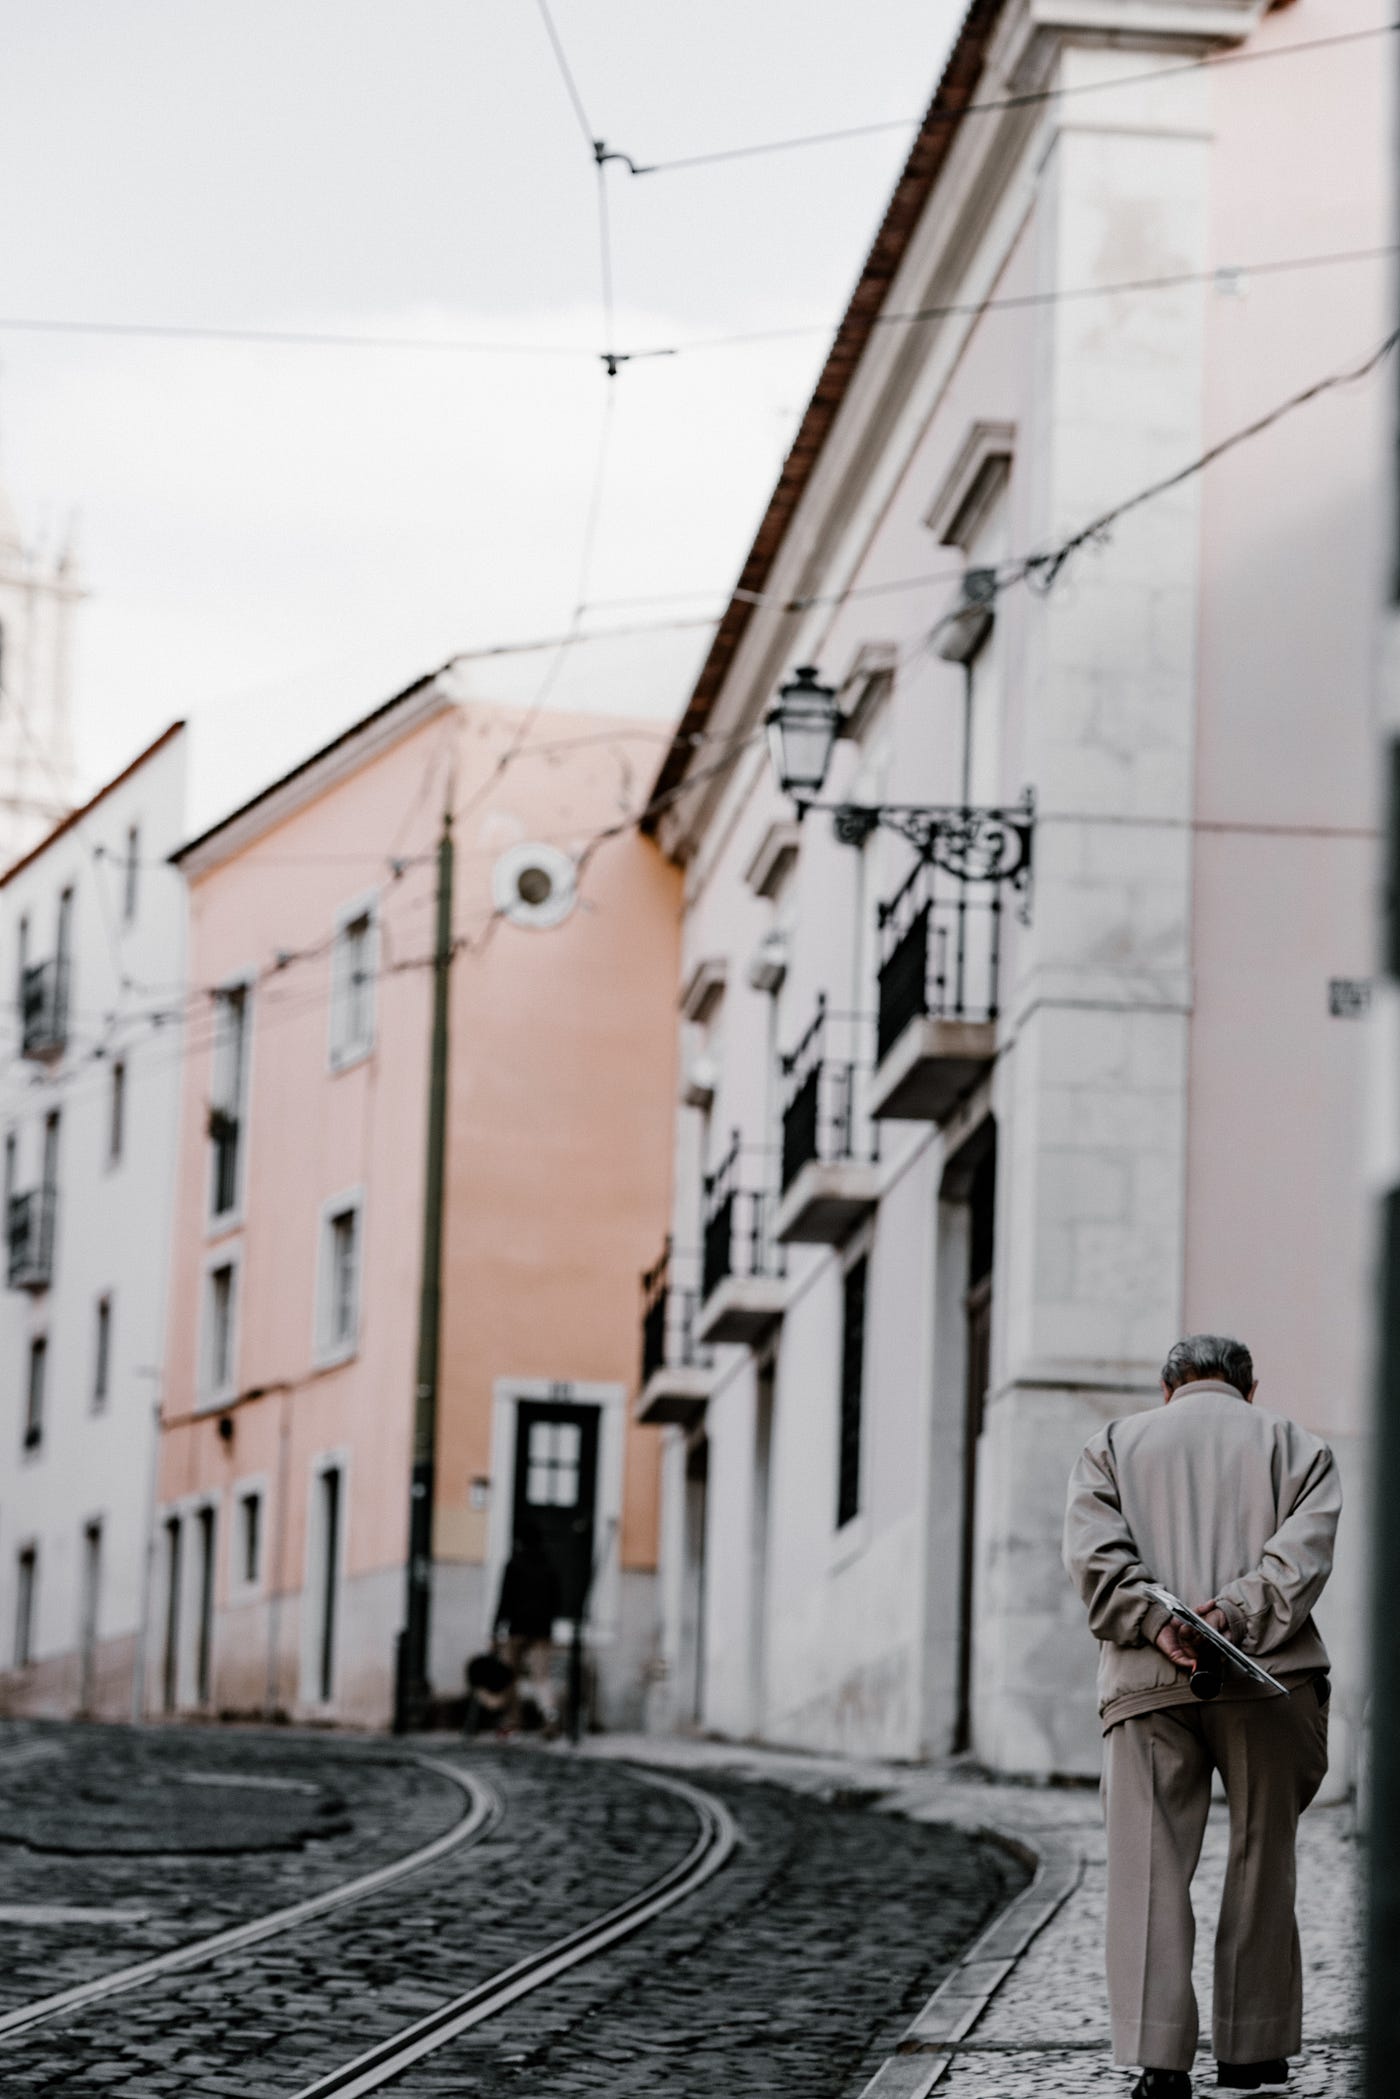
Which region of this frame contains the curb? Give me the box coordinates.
[857,1825,1084,2098]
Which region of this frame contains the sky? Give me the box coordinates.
[0,0,964,829]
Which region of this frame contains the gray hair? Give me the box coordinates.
[1161,1333,1254,1399]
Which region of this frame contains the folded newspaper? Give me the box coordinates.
[1144,1584,1287,1695]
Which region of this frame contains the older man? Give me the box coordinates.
[1063,1334,1340,2099]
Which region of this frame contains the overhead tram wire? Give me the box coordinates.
[621,18,1400,177]
[451,0,627,838]
[16,321,1398,1109]
[0,240,1390,372]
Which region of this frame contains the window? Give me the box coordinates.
[210,984,249,1219]
[316,1198,362,1363]
[204,1261,237,1400]
[329,905,376,1068]
[837,1255,868,1529]
[14,915,27,1020]
[93,1295,112,1409]
[109,1060,126,1166]
[15,1547,36,1667]
[526,1420,582,1508]
[239,1492,262,1585]
[23,1337,46,1451]
[123,825,140,924]
[42,1109,59,1192]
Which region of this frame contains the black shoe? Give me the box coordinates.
[1215,2066,1288,2094]
[1131,2074,1192,2099]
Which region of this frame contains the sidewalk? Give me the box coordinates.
[588,1734,1363,2097]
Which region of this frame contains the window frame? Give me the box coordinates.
[327,891,379,1073]
[122,823,140,925]
[208,973,253,1229]
[108,1057,127,1168]
[198,1247,242,1410]
[313,1188,364,1369]
[92,1292,113,1411]
[23,1334,47,1454]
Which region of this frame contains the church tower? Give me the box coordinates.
[0,471,80,872]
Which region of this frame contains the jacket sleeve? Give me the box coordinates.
[1063,1431,1173,1650]
[1210,1432,1341,1654]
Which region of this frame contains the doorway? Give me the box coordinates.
[750,1366,774,1736]
[954,1135,996,1753]
[316,1468,342,1703]
[680,1435,709,1726]
[194,1506,216,1708]
[162,1516,181,1713]
[78,1521,102,1716]
[510,1402,600,1627]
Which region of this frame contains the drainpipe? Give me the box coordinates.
[397,790,455,1731]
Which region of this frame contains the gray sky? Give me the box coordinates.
[0,0,962,828]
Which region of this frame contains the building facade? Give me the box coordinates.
[0,472,80,871]
[0,724,188,1717]
[639,0,1382,1782]
[154,678,680,1729]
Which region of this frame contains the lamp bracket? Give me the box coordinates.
[818,792,1036,920]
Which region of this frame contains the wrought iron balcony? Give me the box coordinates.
[871,800,1033,1123]
[635,1240,713,1428]
[775,995,880,1245]
[20,958,68,1060]
[7,1186,56,1291]
[696,1132,786,1346]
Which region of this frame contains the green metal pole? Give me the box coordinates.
[396,799,454,1732]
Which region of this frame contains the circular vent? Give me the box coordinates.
[492,842,577,929]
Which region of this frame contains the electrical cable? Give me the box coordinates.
[624,19,1399,177]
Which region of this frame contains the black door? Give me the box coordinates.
[511,1402,600,1625]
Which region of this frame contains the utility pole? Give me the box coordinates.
[1367,101,1400,2091]
[396,791,455,1731]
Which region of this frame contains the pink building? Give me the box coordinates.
[155,676,679,1727]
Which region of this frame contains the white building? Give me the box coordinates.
[640,0,1382,1781]
[0,468,80,870]
[0,724,188,1717]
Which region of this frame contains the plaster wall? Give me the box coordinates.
[158,697,679,1728]
[645,1,1387,1779]
[0,727,187,1719]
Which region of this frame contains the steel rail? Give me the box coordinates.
[287,1766,737,2099]
[0,1754,502,2041]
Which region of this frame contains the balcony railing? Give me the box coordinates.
[875,802,1034,1067]
[20,958,68,1060]
[702,1131,785,1306]
[640,1239,708,1388]
[7,1186,56,1291]
[780,995,879,1193]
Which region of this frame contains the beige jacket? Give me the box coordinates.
[1063,1379,1340,1731]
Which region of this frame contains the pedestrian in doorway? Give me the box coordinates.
[1063,1334,1340,2098]
[494,1519,562,1734]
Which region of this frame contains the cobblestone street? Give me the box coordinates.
[592,1736,1365,2097]
[0,1722,1021,2097]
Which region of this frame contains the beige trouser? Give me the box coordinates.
[1102,1682,1329,2071]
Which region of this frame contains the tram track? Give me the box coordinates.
[0,1754,502,2043]
[287,1767,736,2099]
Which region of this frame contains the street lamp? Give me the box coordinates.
[763,660,1035,903]
[765,665,842,808]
